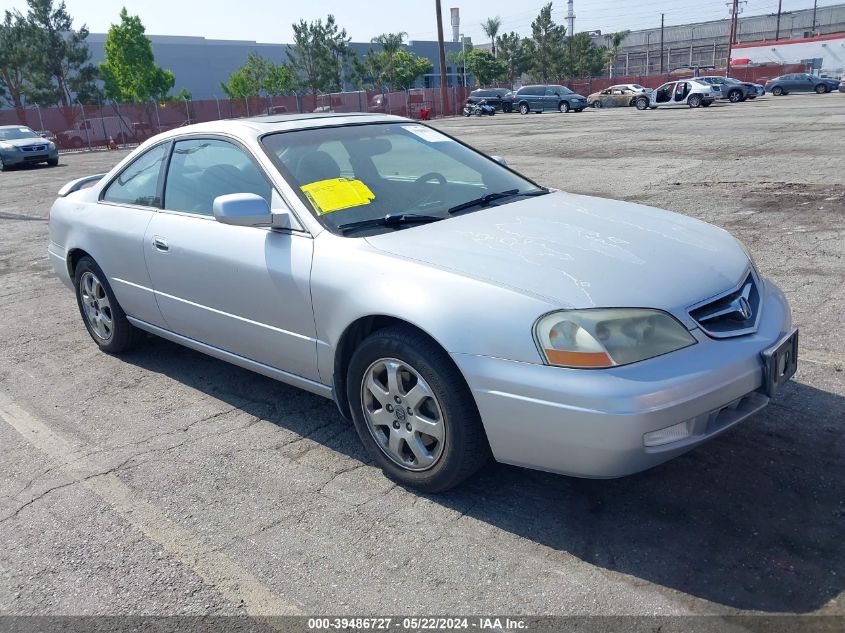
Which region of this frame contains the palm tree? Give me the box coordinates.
[604,30,629,79]
[481,16,502,56]
[371,32,407,57]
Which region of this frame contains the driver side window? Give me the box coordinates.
[163,139,272,216]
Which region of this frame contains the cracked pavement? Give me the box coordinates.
[0,95,842,616]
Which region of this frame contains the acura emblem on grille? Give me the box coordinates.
[735,296,752,320]
[689,272,760,338]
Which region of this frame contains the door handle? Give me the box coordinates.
[152,236,169,252]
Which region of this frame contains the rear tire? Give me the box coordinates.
[688,94,703,108]
[519,103,530,115]
[71,137,84,149]
[0,156,6,172]
[74,256,142,354]
[701,100,712,107]
[346,325,490,492]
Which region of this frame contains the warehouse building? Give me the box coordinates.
[84,33,469,99]
[598,3,845,76]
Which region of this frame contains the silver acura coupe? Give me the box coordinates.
[48,113,798,491]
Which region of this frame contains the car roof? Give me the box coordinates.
[0,125,33,129]
[149,112,409,141]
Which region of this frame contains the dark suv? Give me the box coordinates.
[510,85,588,114]
[466,88,514,112]
[697,76,764,102]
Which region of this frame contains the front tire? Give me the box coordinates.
[635,96,650,110]
[559,101,570,113]
[47,158,59,166]
[772,86,784,96]
[728,89,743,103]
[346,326,490,492]
[815,84,828,94]
[74,256,141,354]
[592,100,603,108]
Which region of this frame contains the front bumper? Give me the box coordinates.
[452,279,792,478]
[1,147,58,166]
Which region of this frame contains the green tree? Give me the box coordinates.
[221,52,269,98]
[566,32,606,79]
[264,62,295,96]
[288,15,350,97]
[604,30,629,79]
[522,3,567,83]
[22,0,99,106]
[99,8,175,102]
[465,49,506,85]
[0,11,30,115]
[495,32,527,85]
[221,52,294,98]
[391,49,432,90]
[480,16,502,56]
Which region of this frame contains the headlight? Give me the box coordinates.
[47,141,56,149]
[0,142,15,150]
[534,309,696,368]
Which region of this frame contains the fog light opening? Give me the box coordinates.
[643,420,693,447]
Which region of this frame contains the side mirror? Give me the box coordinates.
[213,193,289,229]
[491,155,508,166]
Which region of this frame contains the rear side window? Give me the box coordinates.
[163,139,272,216]
[102,142,169,207]
[518,86,542,96]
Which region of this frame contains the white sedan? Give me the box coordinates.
[635,79,719,109]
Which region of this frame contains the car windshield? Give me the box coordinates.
[631,84,644,89]
[262,122,545,236]
[0,126,37,140]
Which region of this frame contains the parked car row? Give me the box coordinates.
[466,72,840,118]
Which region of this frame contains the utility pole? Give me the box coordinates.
[812,0,818,36]
[726,0,739,76]
[775,0,782,40]
[659,14,664,74]
[435,0,449,116]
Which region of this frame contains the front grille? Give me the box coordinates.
[689,271,761,338]
[21,144,47,152]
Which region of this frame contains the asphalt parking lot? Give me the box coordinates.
[0,94,843,618]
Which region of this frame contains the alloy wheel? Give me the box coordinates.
[79,271,114,341]
[361,357,445,472]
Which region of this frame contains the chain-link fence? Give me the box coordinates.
[0,87,474,153]
[0,63,808,153]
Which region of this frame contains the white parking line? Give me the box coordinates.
[0,391,303,616]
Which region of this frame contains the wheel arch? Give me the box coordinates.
[331,314,475,421]
[66,247,93,279]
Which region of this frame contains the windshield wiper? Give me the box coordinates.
[337,213,443,234]
[447,188,549,215]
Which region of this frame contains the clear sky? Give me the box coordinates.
[0,0,839,44]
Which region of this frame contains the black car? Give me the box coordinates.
[509,85,588,114]
[466,88,514,112]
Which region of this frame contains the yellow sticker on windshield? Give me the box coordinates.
[301,178,375,215]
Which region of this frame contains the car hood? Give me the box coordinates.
[0,137,48,148]
[364,191,749,311]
